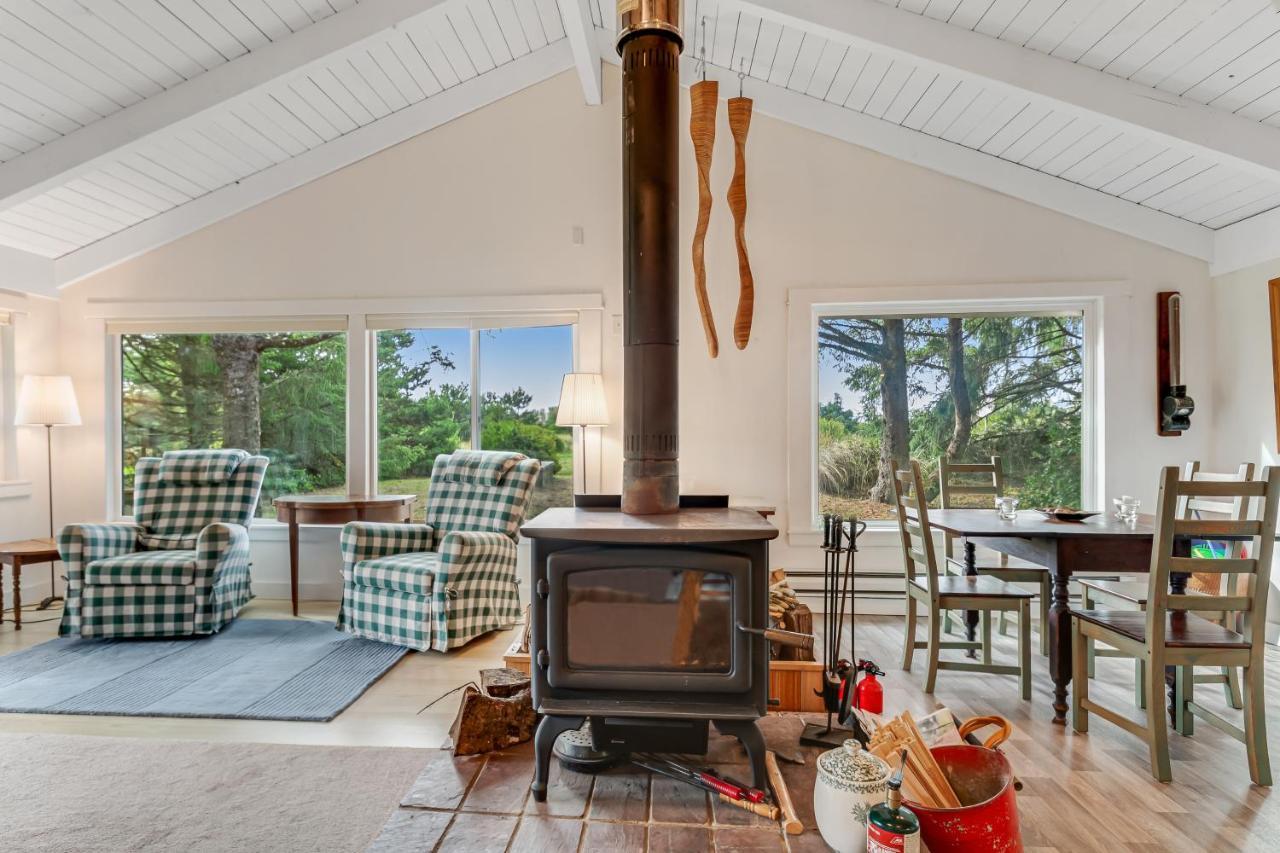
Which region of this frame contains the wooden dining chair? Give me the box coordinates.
[1079,461,1252,712]
[894,461,1033,699]
[1071,465,1279,785]
[938,456,1051,656]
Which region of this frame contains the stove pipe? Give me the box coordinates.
[618,0,682,515]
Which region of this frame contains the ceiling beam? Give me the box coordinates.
[0,0,453,212]
[594,32,1213,261]
[1211,207,1280,276]
[0,246,56,299]
[558,0,603,105]
[55,42,575,287]
[751,0,1280,184]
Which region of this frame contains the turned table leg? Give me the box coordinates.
[1048,568,1072,724]
[288,517,300,618]
[12,556,22,630]
[963,540,979,659]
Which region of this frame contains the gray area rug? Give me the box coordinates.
[0,619,407,721]
[0,732,430,853]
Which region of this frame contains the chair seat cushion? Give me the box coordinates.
[85,550,197,586]
[353,553,440,596]
[1072,609,1248,648]
[911,575,1035,599]
[1078,579,1148,605]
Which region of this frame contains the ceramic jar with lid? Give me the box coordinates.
[814,739,891,853]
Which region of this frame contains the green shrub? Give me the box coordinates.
[482,419,560,461]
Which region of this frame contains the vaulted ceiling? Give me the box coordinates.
[2,0,1279,297]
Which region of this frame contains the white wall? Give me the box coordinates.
[0,291,61,602]
[1209,258,1280,633]
[56,66,1217,603]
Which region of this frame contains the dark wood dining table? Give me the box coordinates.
[913,508,1166,725]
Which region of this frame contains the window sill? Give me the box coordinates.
[0,480,32,500]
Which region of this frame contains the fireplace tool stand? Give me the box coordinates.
[800,514,870,749]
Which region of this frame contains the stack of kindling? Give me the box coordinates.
[866,711,960,809]
[768,569,800,621]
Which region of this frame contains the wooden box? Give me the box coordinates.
[502,640,824,713]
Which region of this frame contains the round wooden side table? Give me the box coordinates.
[272,495,416,616]
[0,537,60,630]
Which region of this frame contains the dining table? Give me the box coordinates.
[912,508,1171,725]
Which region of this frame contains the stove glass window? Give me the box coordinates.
[565,568,733,672]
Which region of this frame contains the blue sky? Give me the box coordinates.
[401,325,573,410]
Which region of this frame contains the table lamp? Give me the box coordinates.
[15,374,81,608]
[555,373,608,495]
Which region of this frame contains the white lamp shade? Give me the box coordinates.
[15,375,81,427]
[555,373,609,427]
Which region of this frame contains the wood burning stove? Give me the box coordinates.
[521,0,789,803]
[523,505,778,800]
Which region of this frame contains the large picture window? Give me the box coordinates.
[817,310,1085,521]
[376,323,574,519]
[120,332,347,519]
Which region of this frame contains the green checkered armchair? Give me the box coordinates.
[337,450,540,652]
[58,449,268,639]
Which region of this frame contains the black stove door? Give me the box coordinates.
[546,547,752,692]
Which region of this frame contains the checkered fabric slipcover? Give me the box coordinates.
[58,451,267,639]
[337,451,539,651]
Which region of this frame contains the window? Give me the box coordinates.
[120,332,347,519]
[817,310,1086,521]
[376,323,574,520]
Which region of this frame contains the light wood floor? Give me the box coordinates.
[2,603,1278,851]
[0,598,513,748]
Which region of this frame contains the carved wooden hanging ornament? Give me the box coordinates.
[689,78,720,359]
[727,89,755,350]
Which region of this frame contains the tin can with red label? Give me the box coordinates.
[866,821,920,853]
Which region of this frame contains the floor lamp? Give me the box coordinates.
[555,373,608,496]
[15,375,81,609]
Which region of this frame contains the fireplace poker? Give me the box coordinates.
[630,754,780,820]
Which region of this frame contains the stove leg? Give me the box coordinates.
[713,718,767,792]
[531,714,586,802]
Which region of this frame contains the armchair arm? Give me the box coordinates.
[58,523,141,570]
[340,522,435,566]
[436,531,517,582]
[195,522,250,577]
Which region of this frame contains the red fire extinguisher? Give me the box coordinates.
[853,659,885,715]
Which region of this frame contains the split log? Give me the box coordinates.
[450,672,537,756]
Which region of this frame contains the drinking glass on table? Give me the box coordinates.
[1115,496,1141,524]
[996,496,1019,520]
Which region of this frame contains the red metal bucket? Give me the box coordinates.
[905,745,1022,853]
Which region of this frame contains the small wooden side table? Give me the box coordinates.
[0,538,60,630]
[273,495,416,616]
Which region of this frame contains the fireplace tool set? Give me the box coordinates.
[801,513,871,749]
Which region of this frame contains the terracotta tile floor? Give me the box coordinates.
[369,715,828,852]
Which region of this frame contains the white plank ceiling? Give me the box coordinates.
[0,0,566,258]
[587,0,1280,233]
[1,0,1280,285]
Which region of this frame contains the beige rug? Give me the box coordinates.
[0,732,431,853]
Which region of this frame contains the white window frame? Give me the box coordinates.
[787,282,1118,547]
[98,294,604,523]
[0,312,30,498]
[365,314,581,495]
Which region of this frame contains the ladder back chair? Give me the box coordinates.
[1079,461,1252,711]
[1071,465,1279,785]
[939,455,1051,655]
[894,460,1034,699]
